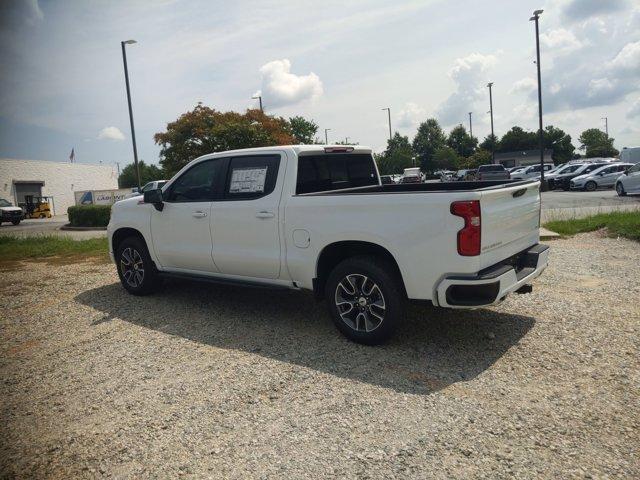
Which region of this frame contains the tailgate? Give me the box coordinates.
[478,182,541,269]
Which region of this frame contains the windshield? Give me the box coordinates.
[0,198,12,207]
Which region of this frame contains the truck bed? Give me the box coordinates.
[298,179,537,195]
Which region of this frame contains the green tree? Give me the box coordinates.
[542,125,574,164]
[479,133,498,153]
[288,116,318,144]
[432,146,461,171]
[498,126,537,152]
[459,148,492,169]
[375,132,414,175]
[412,118,446,172]
[154,104,296,177]
[118,161,164,188]
[447,125,477,157]
[578,128,619,158]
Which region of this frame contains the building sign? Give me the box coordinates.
[74,189,130,206]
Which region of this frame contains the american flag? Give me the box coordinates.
[69,148,75,162]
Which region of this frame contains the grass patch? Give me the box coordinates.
[0,235,109,262]
[544,211,640,241]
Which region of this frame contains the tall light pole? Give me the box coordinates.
[252,94,263,112]
[530,9,546,187]
[121,39,141,191]
[382,107,392,142]
[324,128,331,144]
[345,137,350,144]
[468,112,473,141]
[487,82,495,162]
[601,117,608,136]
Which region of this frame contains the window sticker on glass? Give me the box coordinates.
[229,167,268,193]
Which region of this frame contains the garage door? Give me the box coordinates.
[14,182,43,203]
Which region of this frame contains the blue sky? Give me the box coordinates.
[0,0,638,170]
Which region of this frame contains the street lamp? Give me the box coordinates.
[252,94,263,112]
[381,107,392,142]
[530,9,546,186]
[121,39,141,190]
[487,82,495,162]
[324,128,331,144]
[601,117,608,136]
[468,112,473,141]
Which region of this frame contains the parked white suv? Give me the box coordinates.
[510,163,554,180]
[108,146,548,344]
[615,163,640,196]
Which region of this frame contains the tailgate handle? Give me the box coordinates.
[512,188,527,198]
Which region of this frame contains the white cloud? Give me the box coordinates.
[396,102,425,129]
[627,98,640,119]
[562,0,628,22]
[98,126,125,141]
[588,78,616,97]
[436,53,498,126]
[608,41,640,73]
[509,78,536,95]
[540,29,583,53]
[258,59,323,109]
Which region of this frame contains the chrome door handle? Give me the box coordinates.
[192,211,207,218]
[255,211,275,219]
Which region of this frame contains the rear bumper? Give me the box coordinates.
[434,244,549,308]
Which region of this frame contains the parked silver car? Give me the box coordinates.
[510,163,554,180]
[570,163,633,191]
[615,162,640,196]
[476,164,510,181]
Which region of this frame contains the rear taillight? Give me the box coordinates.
[450,200,481,256]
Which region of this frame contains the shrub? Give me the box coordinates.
[67,205,111,227]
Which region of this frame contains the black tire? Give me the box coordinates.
[115,236,162,295]
[584,181,597,192]
[325,255,405,345]
[616,182,626,196]
[11,219,20,225]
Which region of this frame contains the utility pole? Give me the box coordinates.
[324,128,331,144]
[121,39,141,191]
[252,94,263,112]
[530,9,546,186]
[601,117,608,136]
[468,112,473,141]
[381,107,392,142]
[345,137,350,144]
[487,82,495,162]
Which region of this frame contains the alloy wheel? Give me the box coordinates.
[120,247,145,288]
[335,274,386,332]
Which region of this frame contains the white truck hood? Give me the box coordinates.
[0,206,22,213]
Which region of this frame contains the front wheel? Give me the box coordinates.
[585,181,597,192]
[616,182,626,196]
[116,236,162,295]
[325,255,405,345]
[11,219,20,225]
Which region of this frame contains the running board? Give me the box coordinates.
[159,271,295,291]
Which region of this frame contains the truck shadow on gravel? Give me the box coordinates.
[76,280,535,395]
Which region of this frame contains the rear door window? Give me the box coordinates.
[296,154,378,194]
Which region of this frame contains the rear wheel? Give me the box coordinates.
[585,181,597,192]
[325,255,404,345]
[116,236,162,295]
[616,182,626,196]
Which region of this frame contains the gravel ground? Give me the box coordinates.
[1,233,638,479]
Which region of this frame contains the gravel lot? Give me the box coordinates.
[1,233,638,478]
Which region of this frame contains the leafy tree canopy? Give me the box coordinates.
[118,160,164,188]
[288,116,319,144]
[447,125,477,158]
[412,118,446,172]
[459,148,492,169]
[479,133,498,153]
[498,126,537,152]
[578,128,619,158]
[542,125,574,164]
[154,104,297,177]
[432,146,461,171]
[375,132,415,175]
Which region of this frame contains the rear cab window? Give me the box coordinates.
[296,154,378,194]
[478,165,506,172]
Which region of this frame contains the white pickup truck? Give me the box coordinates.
[108,145,548,344]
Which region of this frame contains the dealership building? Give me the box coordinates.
[0,158,119,215]
[494,149,554,168]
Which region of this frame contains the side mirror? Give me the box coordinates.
[143,188,164,211]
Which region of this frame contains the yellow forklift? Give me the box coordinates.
[21,195,53,219]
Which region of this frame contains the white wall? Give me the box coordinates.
[0,158,118,215]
